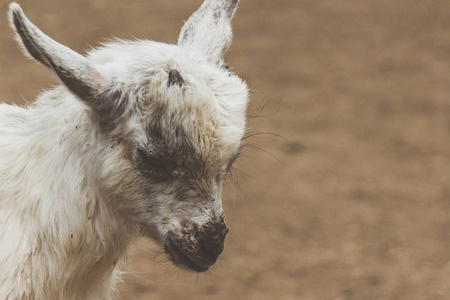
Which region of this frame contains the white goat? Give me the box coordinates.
[0,0,248,299]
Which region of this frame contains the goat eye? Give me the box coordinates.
[225,152,240,174]
[136,148,172,180]
[215,173,223,183]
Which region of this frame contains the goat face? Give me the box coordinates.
[9,0,247,272]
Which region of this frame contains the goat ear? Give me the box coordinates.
[178,0,238,64]
[9,3,108,114]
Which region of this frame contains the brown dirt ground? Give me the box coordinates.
[1,0,450,299]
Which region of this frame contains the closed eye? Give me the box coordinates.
[225,151,241,174]
[136,147,172,180]
[215,151,241,183]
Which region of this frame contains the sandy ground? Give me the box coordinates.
[1,0,450,299]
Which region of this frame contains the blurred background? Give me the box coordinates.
[1,0,450,299]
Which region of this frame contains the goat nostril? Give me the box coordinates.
[200,237,225,262]
[200,227,228,262]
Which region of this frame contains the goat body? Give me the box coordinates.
[0,1,248,299]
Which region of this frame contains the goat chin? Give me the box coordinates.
[0,1,249,299]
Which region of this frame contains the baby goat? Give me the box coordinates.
[0,0,248,299]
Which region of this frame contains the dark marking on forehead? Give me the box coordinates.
[95,88,129,129]
[168,69,185,88]
[138,108,209,183]
[92,78,151,131]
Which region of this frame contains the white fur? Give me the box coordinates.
[0,1,248,299]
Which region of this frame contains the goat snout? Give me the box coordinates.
[164,219,228,272]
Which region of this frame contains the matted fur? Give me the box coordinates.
[0,1,248,299]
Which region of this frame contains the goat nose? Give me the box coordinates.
[199,225,229,262]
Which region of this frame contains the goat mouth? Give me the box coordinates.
[164,233,209,272]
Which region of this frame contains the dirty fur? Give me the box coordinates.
[0,1,248,299]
